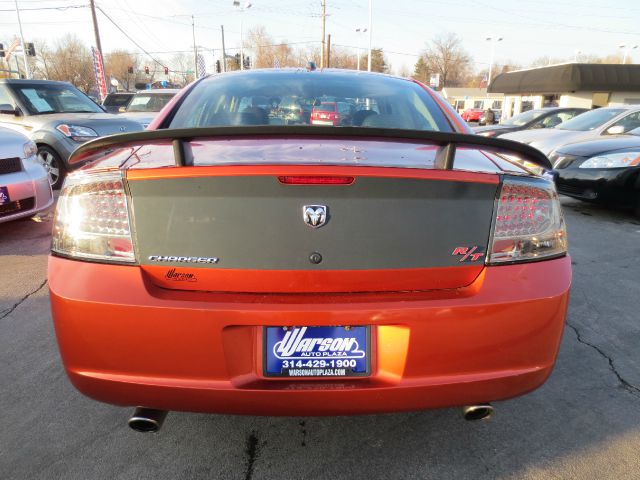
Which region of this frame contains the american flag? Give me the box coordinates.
[91,47,108,102]
[197,54,207,78]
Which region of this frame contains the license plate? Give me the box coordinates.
[0,186,9,205]
[264,326,370,377]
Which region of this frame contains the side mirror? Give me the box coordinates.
[606,125,625,135]
[0,104,19,115]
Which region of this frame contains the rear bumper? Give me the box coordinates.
[49,255,571,415]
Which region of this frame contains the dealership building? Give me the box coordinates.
[489,63,640,120]
[440,87,504,113]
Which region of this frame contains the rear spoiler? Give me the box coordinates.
[68,125,553,171]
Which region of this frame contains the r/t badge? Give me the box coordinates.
[452,246,485,262]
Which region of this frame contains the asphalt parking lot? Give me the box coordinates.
[1,197,639,480]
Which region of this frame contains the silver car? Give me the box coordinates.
[0,79,143,189]
[118,89,179,129]
[0,126,53,223]
[501,106,640,158]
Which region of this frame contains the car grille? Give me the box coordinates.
[0,197,35,218]
[0,157,22,175]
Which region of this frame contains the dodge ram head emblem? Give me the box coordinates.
[303,205,327,228]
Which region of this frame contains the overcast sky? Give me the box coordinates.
[1,0,640,74]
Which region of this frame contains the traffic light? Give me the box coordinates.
[25,42,35,56]
[164,66,169,75]
[0,43,4,58]
[144,65,150,75]
[127,65,134,74]
[215,60,221,73]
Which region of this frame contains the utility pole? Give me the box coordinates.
[321,0,326,68]
[367,0,372,72]
[326,34,331,68]
[14,0,31,79]
[89,0,103,55]
[221,25,227,72]
[192,15,198,76]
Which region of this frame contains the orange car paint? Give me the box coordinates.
[49,254,571,415]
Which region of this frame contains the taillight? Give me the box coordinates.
[52,170,136,264]
[487,177,567,264]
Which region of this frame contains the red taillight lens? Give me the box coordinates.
[278,176,355,185]
[52,171,136,263]
[488,178,567,264]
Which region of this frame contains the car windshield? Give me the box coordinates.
[168,71,452,132]
[555,108,626,131]
[502,109,546,126]
[126,93,176,112]
[9,83,103,115]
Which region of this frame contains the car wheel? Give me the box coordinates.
[37,146,66,190]
[634,195,640,219]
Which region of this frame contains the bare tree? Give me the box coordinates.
[104,49,138,91]
[35,34,95,93]
[245,26,295,68]
[418,33,471,88]
[170,53,195,84]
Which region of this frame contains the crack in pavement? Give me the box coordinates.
[566,321,640,398]
[0,279,48,321]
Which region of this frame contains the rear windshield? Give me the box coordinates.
[103,94,133,107]
[314,103,336,112]
[9,83,103,114]
[127,93,176,112]
[555,108,625,131]
[168,71,452,132]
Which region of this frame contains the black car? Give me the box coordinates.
[474,107,588,138]
[552,129,640,216]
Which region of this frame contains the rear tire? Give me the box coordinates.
[634,195,640,219]
[37,146,66,190]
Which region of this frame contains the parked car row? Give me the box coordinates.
[0,80,179,189]
[483,106,640,216]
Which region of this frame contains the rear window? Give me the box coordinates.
[127,93,176,113]
[314,103,336,112]
[103,94,133,107]
[168,71,452,132]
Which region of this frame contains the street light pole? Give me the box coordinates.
[355,27,367,71]
[619,44,638,64]
[192,15,198,76]
[367,0,372,72]
[14,0,31,79]
[233,1,252,71]
[486,36,502,88]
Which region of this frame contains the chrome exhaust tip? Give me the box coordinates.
[128,408,168,433]
[462,404,494,421]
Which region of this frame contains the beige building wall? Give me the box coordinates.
[559,92,594,108]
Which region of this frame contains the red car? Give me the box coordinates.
[461,108,484,122]
[310,101,351,126]
[49,69,570,432]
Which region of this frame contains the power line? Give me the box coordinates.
[94,5,166,68]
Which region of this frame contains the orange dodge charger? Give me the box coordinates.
[49,69,571,432]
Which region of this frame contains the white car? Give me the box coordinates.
[0,126,53,223]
